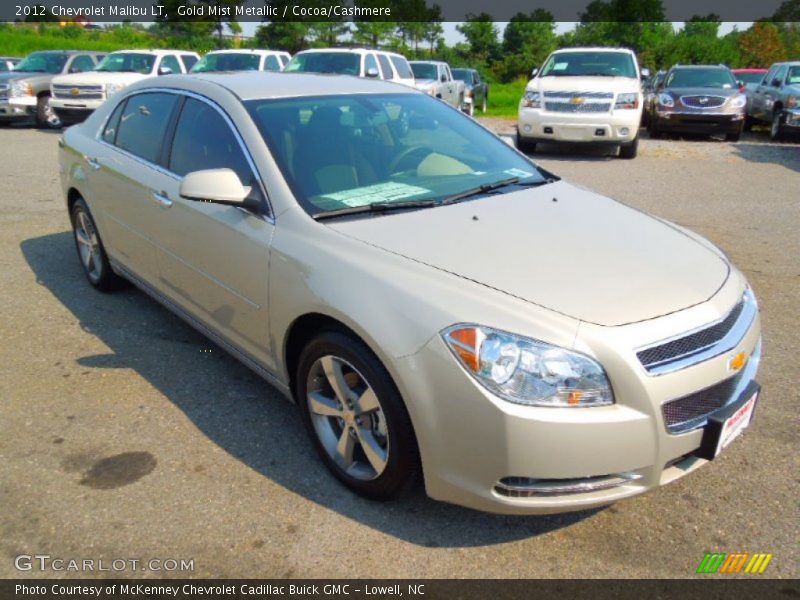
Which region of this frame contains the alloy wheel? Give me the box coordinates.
[43,98,61,128]
[74,209,102,283]
[306,355,389,481]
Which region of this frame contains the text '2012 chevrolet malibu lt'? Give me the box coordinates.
[58,72,761,514]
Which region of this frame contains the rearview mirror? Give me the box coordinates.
[365,67,379,78]
[158,66,173,76]
[180,168,258,211]
[530,67,538,77]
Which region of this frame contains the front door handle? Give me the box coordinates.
[151,191,173,208]
[84,156,101,170]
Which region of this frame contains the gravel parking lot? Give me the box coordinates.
[0,121,797,579]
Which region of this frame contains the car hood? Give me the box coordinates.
[327,181,730,326]
[530,76,640,94]
[413,79,436,88]
[0,71,52,85]
[51,71,149,86]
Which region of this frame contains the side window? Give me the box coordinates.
[159,55,181,74]
[115,93,180,163]
[445,66,453,81]
[473,72,481,84]
[180,54,198,71]
[762,67,777,86]
[168,98,253,186]
[101,99,127,145]
[773,65,787,86]
[389,56,413,79]
[69,55,95,73]
[264,55,281,71]
[364,53,378,77]
[377,54,393,80]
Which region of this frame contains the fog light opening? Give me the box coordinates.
[494,472,642,497]
[543,126,553,134]
[619,127,630,136]
[595,128,606,136]
[522,124,532,133]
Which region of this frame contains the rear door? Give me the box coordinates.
[151,95,274,364]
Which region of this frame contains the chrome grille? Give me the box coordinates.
[638,300,744,371]
[52,84,104,100]
[662,371,743,433]
[680,95,726,109]
[544,102,611,113]
[544,91,614,99]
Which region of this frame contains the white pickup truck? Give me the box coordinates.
[517,47,646,158]
[409,61,466,111]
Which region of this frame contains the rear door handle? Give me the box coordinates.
[151,191,173,208]
[84,156,101,170]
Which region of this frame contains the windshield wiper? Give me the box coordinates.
[440,176,557,206]
[313,199,437,220]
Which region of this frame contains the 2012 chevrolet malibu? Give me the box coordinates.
[58,72,762,514]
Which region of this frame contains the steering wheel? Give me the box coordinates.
[389,145,433,175]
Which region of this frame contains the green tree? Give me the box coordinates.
[423,5,444,56]
[254,21,311,53]
[495,11,557,81]
[456,13,499,65]
[739,22,787,67]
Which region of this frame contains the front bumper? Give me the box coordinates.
[0,97,35,119]
[518,107,641,143]
[781,108,800,128]
[52,106,94,125]
[654,110,744,134]
[393,281,761,514]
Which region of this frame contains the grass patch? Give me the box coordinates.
[484,78,527,117]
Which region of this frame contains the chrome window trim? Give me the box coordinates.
[94,87,274,222]
[636,289,758,376]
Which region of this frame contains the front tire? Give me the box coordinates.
[296,331,420,500]
[770,111,785,141]
[515,130,536,154]
[481,95,487,113]
[648,117,661,139]
[35,94,61,129]
[618,136,638,159]
[70,198,124,292]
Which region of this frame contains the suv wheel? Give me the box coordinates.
[481,96,487,113]
[296,331,419,500]
[36,94,61,129]
[70,198,125,291]
[618,136,638,159]
[515,130,536,154]
[648,118,660,139]
[770,111,785,141]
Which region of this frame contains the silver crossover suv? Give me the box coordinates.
[58,73,761,514]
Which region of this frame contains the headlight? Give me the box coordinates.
[10,81,33,97]
[658,93,674,107]
[787,95,797,108]
[105,83,126,97]
[465,88,472,97]
[427,87,436,96]
[442,325,614,407]
[521,90,541,109]
[729,94,747,109]
[614,92,639,109]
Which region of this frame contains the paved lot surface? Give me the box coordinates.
[0,121,798,579]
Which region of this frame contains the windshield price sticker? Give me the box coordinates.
[320,182,431,208]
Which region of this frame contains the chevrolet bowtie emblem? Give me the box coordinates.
[70,88,80,96]
[728,351,747,372]
[570,96,585,104]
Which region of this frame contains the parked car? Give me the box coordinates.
[451,68,488,115]
[50,49,200,126]
[732,68,768,92]
[59,71,762,515]
[191,49,290,73]
[284,48,414,87]
[641,69,666,126]
[745,61,800,141]
[0,57,20,72]
[409,61,465,109]
[517,47,645,159]
[648,65,746,141]
[0,50,103,128]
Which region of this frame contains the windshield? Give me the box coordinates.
[284,52,360,76]
[192,53,261,73]
[451,69,473,84]
[246,93,547,217]
[15,52,68,74]
[410,63,437,80]
[666,68,736,89]
[787,66,800,85]
[735,71,766,84]
[540,51,636,78]
[96,53,155,74]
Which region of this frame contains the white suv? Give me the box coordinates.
[284,48,415,87]
[191,49,291,73]
[50,49,199,126]
[517,47,646,159]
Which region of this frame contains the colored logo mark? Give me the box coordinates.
[697,552,773,574]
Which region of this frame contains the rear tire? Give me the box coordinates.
[35,94,61,129]
[70,198,125,292]
[296,331,420,500]
[481,95,487,113]
[618,136,638,159]
[726,131,741,142]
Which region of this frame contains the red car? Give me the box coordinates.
[733,68,768,91]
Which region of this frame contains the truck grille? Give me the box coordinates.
[662,370,743,433]
[52,84,104,100]
[545,102,611,113]
[543,91,613,114]
[680,95,726,109]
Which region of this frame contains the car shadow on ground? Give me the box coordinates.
[732,140,800,174]
[21,231,599,548]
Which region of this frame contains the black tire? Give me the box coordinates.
[481,95,487,113]
[770,111,785,142]
[648,117,660,139]
[618,136,638,159]
[296,330,420,500]
[35,94,61,129]
[515,130,536,154]
[70,198,125,292]
[463,101,474,117]
[743,115,754,132]
[726,130,741,142]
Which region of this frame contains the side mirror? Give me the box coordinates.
[158,66,173,76]
[440,73,447,82]
[640,68,650,80]
[365,67,379,78]
[772,78,781,87]
[180,168,258,211]
[530,67,538,77]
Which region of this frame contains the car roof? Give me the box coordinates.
[552,47,635,54]
[410,60,446,65]
[670,64,730,70]
[108,49,198,56]
[149,71,416,101]
[206,49,284,55]
[732,68,767,72]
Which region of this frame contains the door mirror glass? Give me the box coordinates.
[158,66,173,76]
[440,73,447,82]
[771,78,781,87]
[365,67,379,78]
[640,68,650,80]
[180,168,251,206]
[531,67,538,77]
